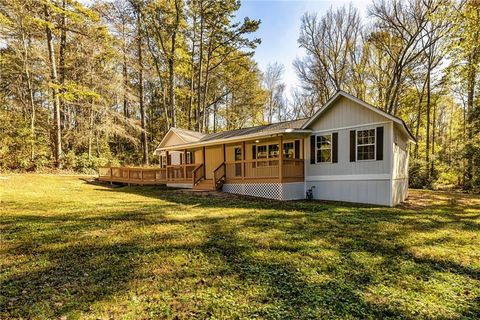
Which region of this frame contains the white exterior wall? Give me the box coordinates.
[391,126,410,205]
[306,180,391,206]
[169,151,182,165]
[304,96,397,206]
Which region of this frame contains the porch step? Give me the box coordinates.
[193,179,216,191]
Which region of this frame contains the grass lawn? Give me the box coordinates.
[1,174,479,319]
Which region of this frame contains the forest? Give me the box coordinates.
[0,0,478,191]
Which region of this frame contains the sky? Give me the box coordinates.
[234,0,371,94]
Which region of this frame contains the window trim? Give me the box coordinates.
[316,133,332,164]
[356,128,376,162]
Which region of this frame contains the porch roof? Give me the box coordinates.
[154,118,311,153]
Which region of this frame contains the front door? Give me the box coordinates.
[204,145,223,179]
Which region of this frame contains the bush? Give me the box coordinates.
[74,153,118,174]
[409,159,438,189]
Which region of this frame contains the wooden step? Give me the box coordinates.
[193,179,216,190]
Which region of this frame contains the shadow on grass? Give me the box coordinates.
[1,180,479,318]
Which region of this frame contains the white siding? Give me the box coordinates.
[392,179,408,205]
[304,96,397,206]
[304,122,393,176]
[392,127,409,179]
[169,151,182,165]
[311,96,387,131]
[305,180,391,206]
[391,126,410,205]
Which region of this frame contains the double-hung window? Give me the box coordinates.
[357,129,375,160]
[316,134,332,163]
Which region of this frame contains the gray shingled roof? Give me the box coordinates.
[194,118,309,142]
[172,128,207,143]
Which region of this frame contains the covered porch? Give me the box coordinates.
[98,132,307,189]
[157,133,306,189]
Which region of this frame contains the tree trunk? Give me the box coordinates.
[196,0,204,132]
[21,28,35,163]
[425,62,431,173]
[188,14,197,130]
[465,62,476,188]
[59,0,67,131]
[122,22,129,119]
[45,4,62,168]
[168,0,180,128]
[137,10,148,165]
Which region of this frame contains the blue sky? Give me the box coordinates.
[235,0,370,93]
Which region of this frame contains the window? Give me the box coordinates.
[257,145,268,159]
[268,144,279,158]
[160,155,167,168]
[234,147,242,161]
[283,142,294,159]
[180,151,193,164]
[357,129,375,160]
[316,134,332,163]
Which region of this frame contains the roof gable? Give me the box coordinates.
[157,128,206,149]
[302,91,415,142]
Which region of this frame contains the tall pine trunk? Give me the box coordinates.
[137,10,148,165]
[196,0,204,132]
[45,4,62,168]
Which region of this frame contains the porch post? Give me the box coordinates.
[279,135,283,183]
[165,151,169,181]
[242,141,246,180]
[202,146,206,178]
[184,149,187,180]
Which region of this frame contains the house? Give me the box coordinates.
[152,90,415,206]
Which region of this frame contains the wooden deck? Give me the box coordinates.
[98,159,304,186]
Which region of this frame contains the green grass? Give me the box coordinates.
[1,174,479,319]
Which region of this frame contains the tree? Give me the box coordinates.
[263,62,285,123]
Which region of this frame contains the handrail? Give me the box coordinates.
[192,164,204,185]
[213,162,226,190]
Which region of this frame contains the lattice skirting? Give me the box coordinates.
[222,182,305,201]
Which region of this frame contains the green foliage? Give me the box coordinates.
[1,175,479,318]
[64,150,119,174]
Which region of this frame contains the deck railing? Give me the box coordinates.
[98,167,167,185]
[224,158,304,182]
[166,164,198,182]
[98,159,304,185]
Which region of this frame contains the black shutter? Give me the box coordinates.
[252,145,256,159]
[350,130,356,162]
[376,127,384,160]
[310,135,316,164]
[167,154,171,165]
[294,140,300,159]
[332,132,338,163]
